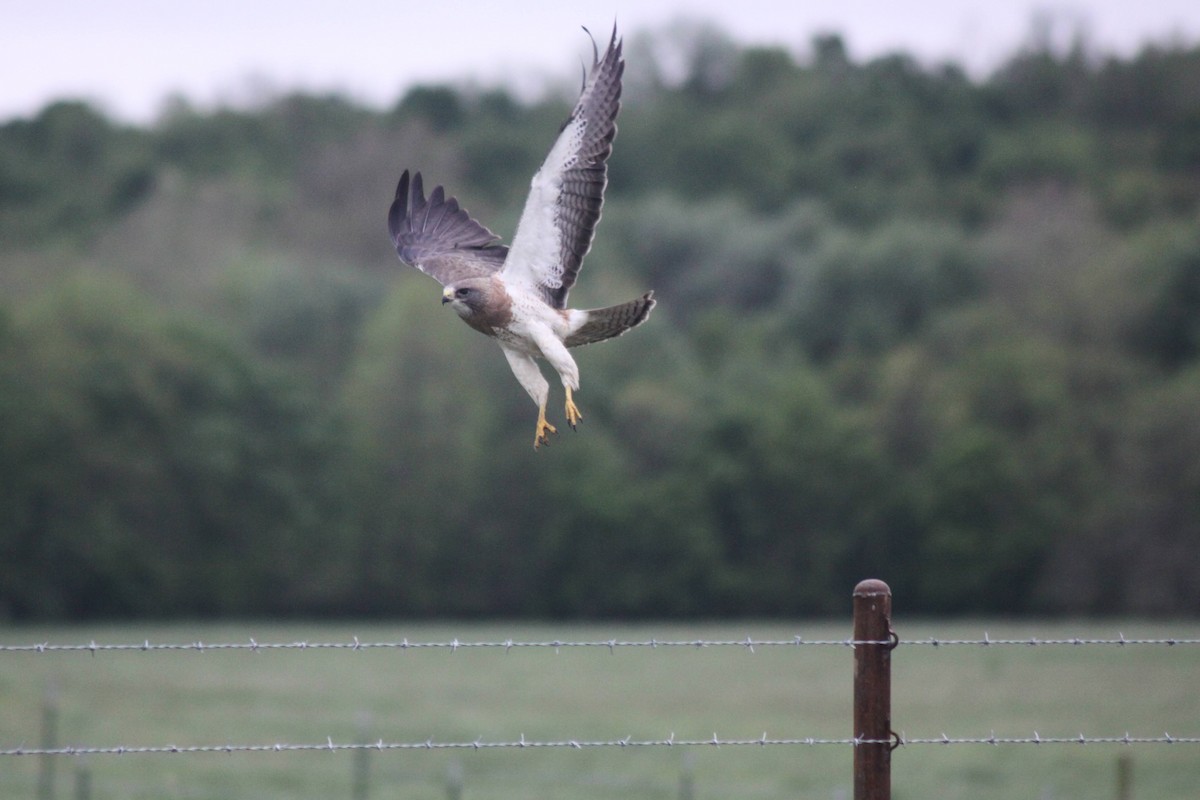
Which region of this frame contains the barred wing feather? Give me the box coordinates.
[388,169,509,286]
[502,27,623,309]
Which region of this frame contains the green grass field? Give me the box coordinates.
[1,620,1197,799]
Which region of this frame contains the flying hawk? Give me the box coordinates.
[388,26,655,449]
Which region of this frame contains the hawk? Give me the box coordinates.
[388,26,655,449]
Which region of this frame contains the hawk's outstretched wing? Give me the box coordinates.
[501,26,623,309]
[388,169,509,286]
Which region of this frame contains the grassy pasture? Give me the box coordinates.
[1,620,1197,799]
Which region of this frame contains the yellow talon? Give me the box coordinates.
[534,404,557,450]
[564,386,583,430]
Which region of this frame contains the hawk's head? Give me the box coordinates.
[442,277,513,337]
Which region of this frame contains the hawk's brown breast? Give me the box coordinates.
[463,277,514,337]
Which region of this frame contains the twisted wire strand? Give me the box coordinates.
[4,733,1197,758]
[2,634,1197,655]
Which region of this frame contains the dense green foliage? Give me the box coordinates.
[2,24,1199,619]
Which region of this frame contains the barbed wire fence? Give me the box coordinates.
[2,580,1198,800]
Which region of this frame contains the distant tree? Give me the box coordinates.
[913,425,1053,612]
[0,101,153,243]
[1126,223,1200,368]
[691,350,901,614]
[0,277,347,618]
[1044,368,1200,613]
[394,85,465,132]
[337,279,514,614]
[789,219,980,360]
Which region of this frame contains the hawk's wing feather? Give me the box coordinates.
[388,170,509,286]
[501,26,623,309]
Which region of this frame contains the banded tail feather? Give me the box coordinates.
[565,291,656,348]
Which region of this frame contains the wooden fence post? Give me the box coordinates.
[352,712,371,800]
[446,760,464,800]
[1115,752,1133,800]
[38,682,59,800]
[678,752,695,800]
[73,760,92,800]
[853,579,894,800]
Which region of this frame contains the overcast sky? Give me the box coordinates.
[6,0,1200,124]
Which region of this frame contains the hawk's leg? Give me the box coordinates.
[534,401,558,449]
[564,385,583,430]
[501,346,557,450]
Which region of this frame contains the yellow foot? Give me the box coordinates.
[534,405,557,450]
[564,386,583,431]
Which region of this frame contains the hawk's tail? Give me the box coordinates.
[564,291,656,348]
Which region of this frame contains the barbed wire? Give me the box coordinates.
[0,637,869,654]
[901,634,1200,647]
[897,733,1200,746]
[2,633,1197,656]
[3,732,1197,759]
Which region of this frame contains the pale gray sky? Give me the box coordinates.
[6,0,1200,123]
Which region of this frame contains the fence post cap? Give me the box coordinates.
[853,579,891,598]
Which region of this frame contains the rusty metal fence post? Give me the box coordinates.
[853,579,895,800]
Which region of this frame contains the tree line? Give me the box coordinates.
[1,21,1198,619]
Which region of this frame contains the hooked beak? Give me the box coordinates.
[442,287,453,305]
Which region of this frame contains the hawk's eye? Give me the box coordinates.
[455,287,470,297]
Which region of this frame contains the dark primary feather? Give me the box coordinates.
[545,25,624,308]
[388,170,509,286]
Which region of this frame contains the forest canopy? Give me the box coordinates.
[2,22,1199,619]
